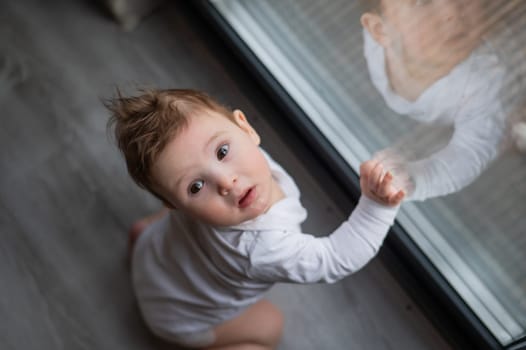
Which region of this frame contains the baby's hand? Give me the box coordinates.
[360,159,405,207]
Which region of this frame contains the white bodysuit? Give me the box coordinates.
[363,29,508,200]
[132,150,398,344]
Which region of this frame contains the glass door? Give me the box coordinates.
[206,0,526,347]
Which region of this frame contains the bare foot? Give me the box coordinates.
[128,207,170,257]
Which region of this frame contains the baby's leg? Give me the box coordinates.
[204,299,284,350]
[128,207,169,254]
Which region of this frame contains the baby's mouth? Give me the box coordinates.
[238,186,256,208]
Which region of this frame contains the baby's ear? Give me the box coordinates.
[233,109,261,145]
[361,12,389,47]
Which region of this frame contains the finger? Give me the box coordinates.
[360,159,378,178]
[388,190,405,206]
[368,162,385,193]
[360,161,374,195]
[377,171,394,197]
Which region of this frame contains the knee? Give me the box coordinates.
[207,300,285,349]
[258,300,284,346]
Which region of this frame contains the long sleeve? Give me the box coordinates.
[246,196,398,284]
[407,75,507,201]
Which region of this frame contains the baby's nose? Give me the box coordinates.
[217,174,237,195]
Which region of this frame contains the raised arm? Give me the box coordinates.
[405,103,505,201]
[246,161,403,284]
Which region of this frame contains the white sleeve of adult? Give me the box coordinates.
[247,196,398,284]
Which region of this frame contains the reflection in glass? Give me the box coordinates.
[361,0,526,202]
[211,0,526,345]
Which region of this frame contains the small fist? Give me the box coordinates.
[360,159,405,206]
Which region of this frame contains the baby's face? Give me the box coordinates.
[381,0,484,68]
[152,109,282,227]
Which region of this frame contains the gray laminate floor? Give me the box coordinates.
[0,1,451,349]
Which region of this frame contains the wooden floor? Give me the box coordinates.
[0,1,451,349]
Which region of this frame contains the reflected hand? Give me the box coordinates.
[360,159,405,207]
[373,148,415,197]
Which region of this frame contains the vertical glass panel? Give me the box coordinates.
[211,0,526,345]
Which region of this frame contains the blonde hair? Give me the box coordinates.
[105,88,234,200]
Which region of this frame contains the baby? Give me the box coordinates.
[106,88,404,349]
[360,0,518,200]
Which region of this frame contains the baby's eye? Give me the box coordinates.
[217,144,229,160]
[189,180,204,194]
